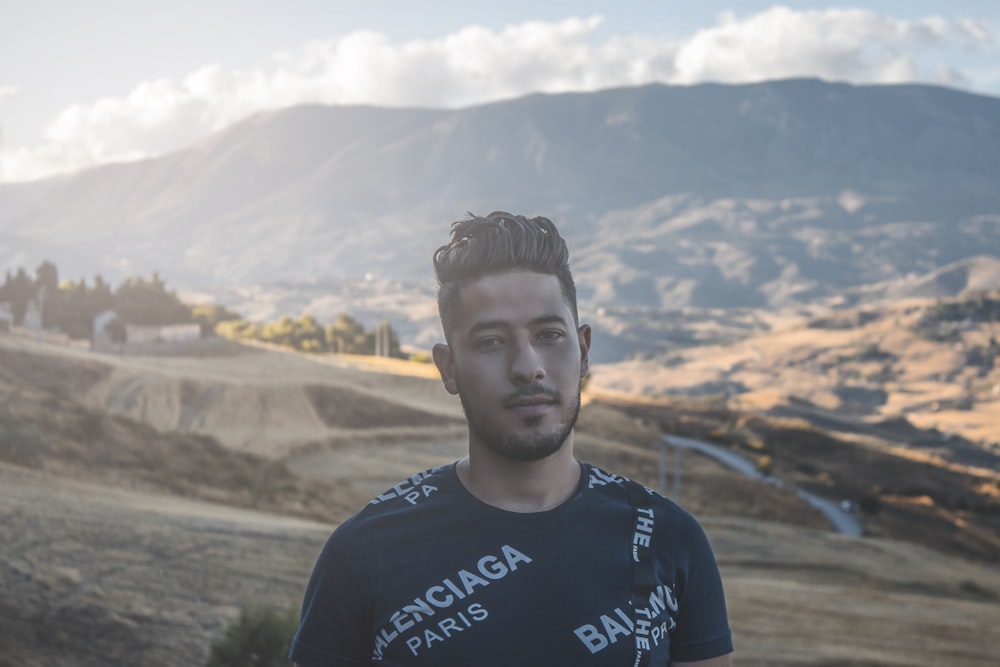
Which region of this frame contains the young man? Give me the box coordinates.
[290,212,734,666]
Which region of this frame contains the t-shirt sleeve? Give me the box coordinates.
[668,508,734,662]
[289,516,374,666]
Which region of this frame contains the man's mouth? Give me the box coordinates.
[504,390,559,413]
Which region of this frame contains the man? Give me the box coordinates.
[290,212,734,666]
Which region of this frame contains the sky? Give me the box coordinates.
[1,1,998,183]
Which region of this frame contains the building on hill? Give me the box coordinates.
[93,309,121,343]
[93,310,201,345]
[124,323,201,344]
[21,300,41,330]
[91,312,204,355]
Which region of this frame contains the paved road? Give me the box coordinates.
[662,435,864,537]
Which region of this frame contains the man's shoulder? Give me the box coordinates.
[337,463,457,529]
[580,463,701,529]
[582,463,666,504]
[365,463,455,508]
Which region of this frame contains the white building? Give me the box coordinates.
[124,323,201,344]
[92,309,201,347]
[93,309,120,342]
[22,300,42,330]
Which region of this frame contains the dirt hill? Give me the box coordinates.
[592,292,1000,452]
[1,333,998,665]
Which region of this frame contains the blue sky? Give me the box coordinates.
[2,1,998,182]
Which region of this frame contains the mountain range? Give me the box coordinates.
[1,78,998,357]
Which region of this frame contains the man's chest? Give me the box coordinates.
[366,511,677,665]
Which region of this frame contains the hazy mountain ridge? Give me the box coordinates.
[4,79,1000,667]
[1,78,999,355]
[580,195,1000,309]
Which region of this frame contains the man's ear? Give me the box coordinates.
[432,343,459,395]
[577,323,592,378]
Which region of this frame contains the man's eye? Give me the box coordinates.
[475,337,503,351]
[538,330,565,342]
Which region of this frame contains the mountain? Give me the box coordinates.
[1,78,999,329]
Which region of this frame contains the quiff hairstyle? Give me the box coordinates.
[433,211,578,342]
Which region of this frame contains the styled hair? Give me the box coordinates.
[433,211,578,341]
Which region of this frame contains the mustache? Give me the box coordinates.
[502,385,561,406]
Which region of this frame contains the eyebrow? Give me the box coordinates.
[467,314,570,338]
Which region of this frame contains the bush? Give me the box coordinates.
[74,407,104,443]
[0,426,44,469]
[858,492,881,515]
[204,605,299,667]
[756,454,774,476]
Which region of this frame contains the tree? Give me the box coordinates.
[293,314,324,351]
[5,268,34,324]
[35,260,58,293]
[325,313,365,353]
[88,274,115,315]
[214,311,406,358]
[34,260,61,327]
[262,316,296,346]
[114,273,191,325]
[191,304,242,336]
[55,279,92,339]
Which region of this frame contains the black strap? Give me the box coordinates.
[627,480,655,667]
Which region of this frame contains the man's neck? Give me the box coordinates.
[456,440,582,513]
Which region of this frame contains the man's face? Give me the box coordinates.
[433,271,591,462]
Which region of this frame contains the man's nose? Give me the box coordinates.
[509,340,545,384]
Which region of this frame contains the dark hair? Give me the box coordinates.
[433,211,578,341]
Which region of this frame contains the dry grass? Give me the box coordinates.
[591,295,1000,451]
[1,332,999,665]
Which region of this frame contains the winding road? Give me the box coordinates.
[662,435,864,537]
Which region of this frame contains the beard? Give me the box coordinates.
[458,384,582,462]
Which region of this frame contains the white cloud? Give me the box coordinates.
[1,7,995,182]
[672,6,992,85]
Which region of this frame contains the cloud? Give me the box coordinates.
[672,6,992,86]
[1,7,995,182]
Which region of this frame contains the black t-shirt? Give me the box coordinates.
[291,462,732,666]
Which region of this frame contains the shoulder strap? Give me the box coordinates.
[626,480,655,667]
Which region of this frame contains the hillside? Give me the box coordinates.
[0,335,999,666]
[2,332,997,559]
[3,466,998,667]
[592,291,1000,452]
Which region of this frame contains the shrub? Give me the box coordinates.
[756,455,774,476]
[858,492,881,515]
[74,407,104,443]
[0,426,44,469]
[204,605,298,667]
